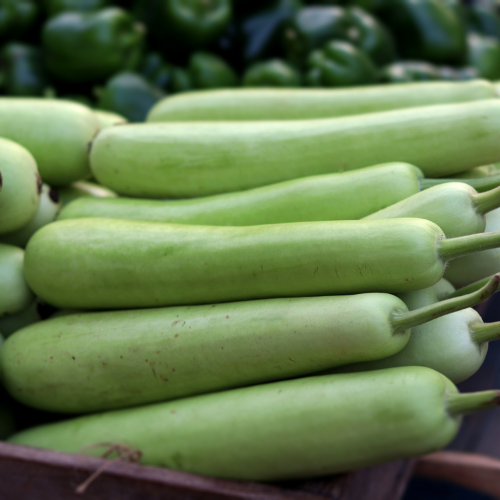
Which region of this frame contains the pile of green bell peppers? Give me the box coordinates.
[0,0,499,121]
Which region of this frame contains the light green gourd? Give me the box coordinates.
[2,282,493,414]
[8,367,500,481]
[0,138,41,235]
[91,100,500,198]
[147,80,496,122]
[23,218,500,310]
[58,180,117,207]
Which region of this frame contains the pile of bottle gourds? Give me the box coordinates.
[3,78,500,481]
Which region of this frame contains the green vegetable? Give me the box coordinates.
[466,33,500,80]
[0,138,40,234]
[0,299,41,338]
[96,99,500,198]
[283,6,352,66]
[0,0,38,42]
[0,184,61,248]
[42,0,110,17]
[95,72,165,123]
[0,44,47,96]
[243,59,301,87]
[189,52,238,89]
[8,367,500,480]
[422,172,500,193]
[449,165,498,179]
[466,5,500,40]
[58,180,117,207]
[0,99,100,186]
[334,276,500,383]
[366,183,500,238]
[445,207,500,287]
[346,7,395,66]
[2,281,494,414]
[59,163,423,225]
[42,8,145,83]
[306,40,378,87]
[94,110,127,129]
[23,217,500,310]
[139,52,171,91]
[239,0,301,64]
[0,244,34,317]
[379,0,466,64]
[147,80,496,122]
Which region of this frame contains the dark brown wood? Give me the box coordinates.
[415,451,500,499]
[0,441,414,500]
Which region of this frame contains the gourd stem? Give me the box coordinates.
[473,186,500,215]
[471,321,500,345]
[443,276,493,300]
[391,275,499,333]
[420,173,500,193]
[446,390,500,416]
[439,231,500,262]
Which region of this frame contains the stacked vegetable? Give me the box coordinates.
[3,81,500,481]
[4,0,500,122]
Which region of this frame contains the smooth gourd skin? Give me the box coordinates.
[24,218,445,310]
[91,100,500,198]
[445,207,500,287]
[340,286,487,383]
[0,294,409,413]
[0,99,100,186]
[94,110,127,129]
[0,244,34,317]
[58,180,117,207]
[8,367,461,481]
[0,184,61,248]
[366,183,485,238]
[0,138,40,234]
[147,80,496,122]
[59,163,422,225]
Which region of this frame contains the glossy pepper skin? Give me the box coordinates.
[0,0,38,42]
[189,52,237,89]
[42,0,110,18]
[239,0,302,64]
[346,7,395,66]
[243,59,301,87]
[140,52,192,93]
[306,40,378,87]
[380,0,466,64]
[96,72,165,123]
[466,33,500,80]
[466,5,500,40]
[0,43,47,96]
[42,7,145,83]
[283,6,352,67]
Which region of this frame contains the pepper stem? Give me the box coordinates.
[471,321,500,345]
[439,231,500,262]
[420,173,500,193]
[391,275,499,333]
[473,186,500,215]
[446,390,500,417]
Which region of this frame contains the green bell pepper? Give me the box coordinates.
[140,52,193,93]
[95,72,165,123]
[42,7,145,83]
[239,0,302,64]
[379,0,466,64]
[306,40,378,87]
[0,43,47,96]
[0,0,38,42]
[466,32,500,80]
[243,59,301,86]
[189,52,238,89]
[346,7,395,66]
[42,0,110,18]
[283,6,352,66]
[466,5,500,40]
